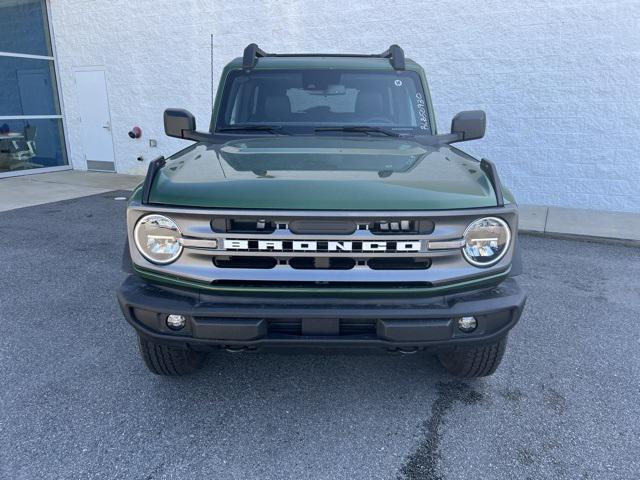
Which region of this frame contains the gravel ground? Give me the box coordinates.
[0,192,638,480]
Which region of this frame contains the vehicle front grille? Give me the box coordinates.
[181,214,443,272]
[130,205,517,288]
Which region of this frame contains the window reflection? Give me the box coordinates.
[0,0,68,175]
[0,119,67,173]
[0,0,52,56]
[0,56,60,116]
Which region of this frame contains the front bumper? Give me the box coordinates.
[117,275,526,350]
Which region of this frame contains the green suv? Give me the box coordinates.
[117,44,526,377]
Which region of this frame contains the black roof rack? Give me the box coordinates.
[242,43,406,70]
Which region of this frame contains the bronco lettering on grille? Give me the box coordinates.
[221,239,422,253]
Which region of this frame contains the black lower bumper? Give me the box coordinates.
[117,276,526,350]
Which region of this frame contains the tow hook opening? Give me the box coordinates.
[224,346,256,353]
[389,347,419,355]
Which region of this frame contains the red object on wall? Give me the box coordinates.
[128,126,142,139]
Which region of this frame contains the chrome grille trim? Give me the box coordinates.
[183,229,431,240]
[428,239,466,250]
[186,248,452,258]
[178,226,463,258]
[179,238,219,249]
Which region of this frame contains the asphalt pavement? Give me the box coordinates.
[1,192,638,479]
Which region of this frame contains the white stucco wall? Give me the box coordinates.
[50,0,640,212]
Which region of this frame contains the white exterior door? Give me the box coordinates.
[74,68,115,171]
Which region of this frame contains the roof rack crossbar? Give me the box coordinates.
[379,44,405,70]
[243,43,268,70]
[242,44,406,70]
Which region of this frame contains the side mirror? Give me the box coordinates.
[450,110,486,142]
[164,108,196,139]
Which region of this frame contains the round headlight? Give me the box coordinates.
[462,217,511,267]
[134,214,182,264]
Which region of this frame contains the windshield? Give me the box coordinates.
[215,69,431,135]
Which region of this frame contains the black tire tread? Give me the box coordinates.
[137,336,206,376]
[437,336,507,378]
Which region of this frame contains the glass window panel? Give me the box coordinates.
[0,118,67,172]
[0,0,52,56]
[0,56,60,116]
[218,69,428,133]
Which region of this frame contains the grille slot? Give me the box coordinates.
[269,320,302,335]
[213,257,429,270]
[340,320,377,335]
[369,219,435,235]
[289,257,356,270]
[268,319,376,336]
[289,220,357,235]
[214,256,277,269]
[211,218,276,233]
[368,258,431,270]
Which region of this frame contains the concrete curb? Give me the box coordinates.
[0,171,143,212]
[519,205,640,245]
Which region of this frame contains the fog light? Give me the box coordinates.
[166,314,186,330]
[457,316,477,333]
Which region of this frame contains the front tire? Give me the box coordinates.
[437,336,508,378]
[137,335,207,376]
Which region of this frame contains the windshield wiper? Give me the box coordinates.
[217,125,291,135]
[314,126,400,137]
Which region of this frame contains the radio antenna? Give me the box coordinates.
[210,34,214,111]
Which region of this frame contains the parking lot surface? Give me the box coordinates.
[1,192,638,479]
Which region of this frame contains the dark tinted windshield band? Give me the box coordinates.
[215,69,430,135]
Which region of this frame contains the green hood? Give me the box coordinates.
[146,136,504,210]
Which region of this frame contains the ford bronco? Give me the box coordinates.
[117,44,526,377]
